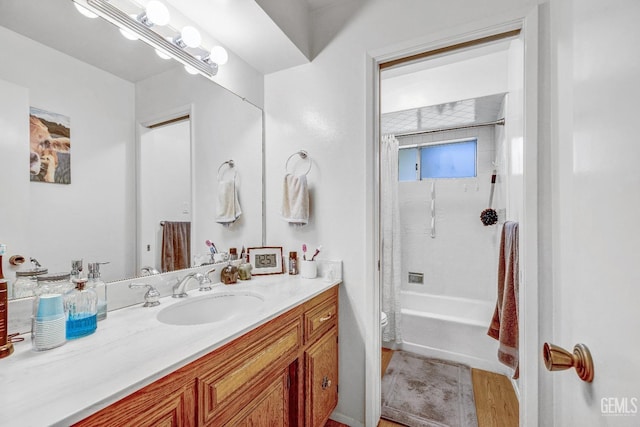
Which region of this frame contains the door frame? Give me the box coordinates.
[365,7,540,426]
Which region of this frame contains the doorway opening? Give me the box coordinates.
[376,30,526,426]
[138,114,192,274]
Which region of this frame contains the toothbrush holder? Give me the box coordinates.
[300,260,317,279]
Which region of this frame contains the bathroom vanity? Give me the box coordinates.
[1,276,339,426]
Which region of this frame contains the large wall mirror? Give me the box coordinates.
[0,0,264,300]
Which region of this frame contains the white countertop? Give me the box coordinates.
[0,275,339,427]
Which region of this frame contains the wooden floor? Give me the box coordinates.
[376,349,519,427]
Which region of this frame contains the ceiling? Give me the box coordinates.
[381,94,506,136]
[163,0,310,74]
[0,0,178,83]
[0,0,332,84]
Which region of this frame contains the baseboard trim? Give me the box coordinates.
[329,410,364,427]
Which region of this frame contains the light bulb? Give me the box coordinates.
[155,49,171,60]
[145,1,170,26]
[184,64,199,75]
[119,27,139,41]
[155,38,173,59]
[74,3,98,19]
[209,46,228,66]
[180,26,201,48]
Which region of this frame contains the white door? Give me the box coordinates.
[551,0,640,425]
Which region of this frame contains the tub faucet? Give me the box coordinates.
[173,269,215,298]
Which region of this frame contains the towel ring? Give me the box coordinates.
[217,160,236,182]
[285,150,312,176]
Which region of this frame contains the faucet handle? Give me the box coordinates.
[198,268,216,292]
[129,283,161,307]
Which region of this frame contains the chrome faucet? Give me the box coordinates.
[173,268,216,298]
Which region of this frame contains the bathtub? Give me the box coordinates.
[396,290,509,375]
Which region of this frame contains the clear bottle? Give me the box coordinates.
[13,268,48,299]
[64,278,97,340]
[88,262,108,321]
[288,251,298,275]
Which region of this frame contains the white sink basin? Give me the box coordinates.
[157,292,265,326]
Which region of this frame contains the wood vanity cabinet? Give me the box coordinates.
[74,285,338,427]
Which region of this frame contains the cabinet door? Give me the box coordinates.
[226,370,290,427]
[305,328,338,427]
[74,377,196,427]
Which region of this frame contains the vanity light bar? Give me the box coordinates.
[81,0,218,78]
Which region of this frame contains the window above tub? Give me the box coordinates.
[398,138,477,181]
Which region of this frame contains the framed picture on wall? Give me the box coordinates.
[29,107,71,184]
[248,247,284,275]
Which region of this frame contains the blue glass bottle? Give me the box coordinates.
[64,278,97,339]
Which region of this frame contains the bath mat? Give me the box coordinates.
[381,351,478,427]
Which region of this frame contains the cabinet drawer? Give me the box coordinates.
[304,294,337,344]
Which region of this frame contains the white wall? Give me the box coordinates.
[264,0,540,424]
[382,49,509,114]
[398,127,501,302]
[0,26,136,285]
[136,68,263,265]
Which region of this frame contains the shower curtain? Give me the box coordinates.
[381,135,402,344]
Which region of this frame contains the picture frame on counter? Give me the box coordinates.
[247,247,284,275]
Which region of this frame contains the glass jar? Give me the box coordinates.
[288,251,298,275]
[13,268,48,299]
[37,272,72,296]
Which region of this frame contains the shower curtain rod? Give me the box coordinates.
[392,118,505,138]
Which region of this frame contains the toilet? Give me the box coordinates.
[381,311,389,334]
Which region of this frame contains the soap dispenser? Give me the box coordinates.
[70,259,83,280]
[64,278,97,339]
[88,262,109,321]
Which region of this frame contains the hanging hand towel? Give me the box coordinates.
[281,173,309,225]
[216,179,242,225]
[488,221,520,379]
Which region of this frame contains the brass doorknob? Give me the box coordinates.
[543,342,594,382]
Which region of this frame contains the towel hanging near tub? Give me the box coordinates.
[488,220,519,379]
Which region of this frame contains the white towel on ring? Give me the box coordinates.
[281,173,309,225]
[216,179,242,225]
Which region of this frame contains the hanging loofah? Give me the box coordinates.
[480,208,498,226]
[480,170,498,226]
